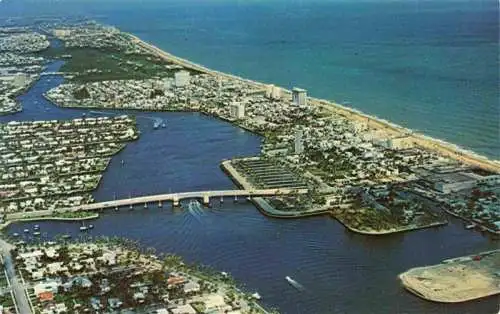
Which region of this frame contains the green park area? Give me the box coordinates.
[40,47,191,82]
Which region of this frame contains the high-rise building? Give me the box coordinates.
[265,84,282,100]
[174,70,190,87]
[230,102,245,119]
[294,130,304,154]
[292,87,307,106]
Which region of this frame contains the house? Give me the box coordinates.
[183,281,200,294]
[90,297,102,310]
[133,292,145,303]
[170,304,197,314]
[203,294,226,312]
[108,298,123,309]
[34,280,60,296]
[37,291,54,302]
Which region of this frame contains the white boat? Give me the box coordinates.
[251,292,261,300]
[80,222,88,231]
[33,225,40,230]
[33,232,41,236]
[465,223,476,230]
[12,233,19,237]
[285,276,304,290]
[88,224,94,229]
[23,229,29,233]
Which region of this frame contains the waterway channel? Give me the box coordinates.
[1,61,498,314]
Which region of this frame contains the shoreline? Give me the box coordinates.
[0,213,100,230]
[128,33,500,172]
[332,214,448,235]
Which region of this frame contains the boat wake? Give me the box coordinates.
[186,200,205,222]
[285,276,305,291]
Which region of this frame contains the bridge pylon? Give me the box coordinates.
[202,193,210,206]
[173,195,180,207]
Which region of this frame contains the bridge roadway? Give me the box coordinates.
[68,188,308,212]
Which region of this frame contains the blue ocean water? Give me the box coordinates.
[1,0,497,158]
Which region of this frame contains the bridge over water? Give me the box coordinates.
[70,188,308,212]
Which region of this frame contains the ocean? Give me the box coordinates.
[1,0,498,159]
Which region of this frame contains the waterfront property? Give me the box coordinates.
[0,116,139,216]
[13,241,270,313]
[230,157,308,190]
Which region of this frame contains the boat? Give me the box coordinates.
[88,224,94,229]
[251,292,261,300]
[161,121,166,128]
[12,233,19,237]
[465,223,476,230]
[80,222,88,231]
[33,232,41,236]
[285,276,304,290]
[33,225,40,230]
[62,234,71,239]
[23,229,29,233]
[153,120,160,129]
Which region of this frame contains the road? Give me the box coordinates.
[0,239,32,314]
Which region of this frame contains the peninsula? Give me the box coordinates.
[399,250,500,303]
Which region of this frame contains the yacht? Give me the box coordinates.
[33,232,41,236]
[33,225,40,230]
[23,229,29,233]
